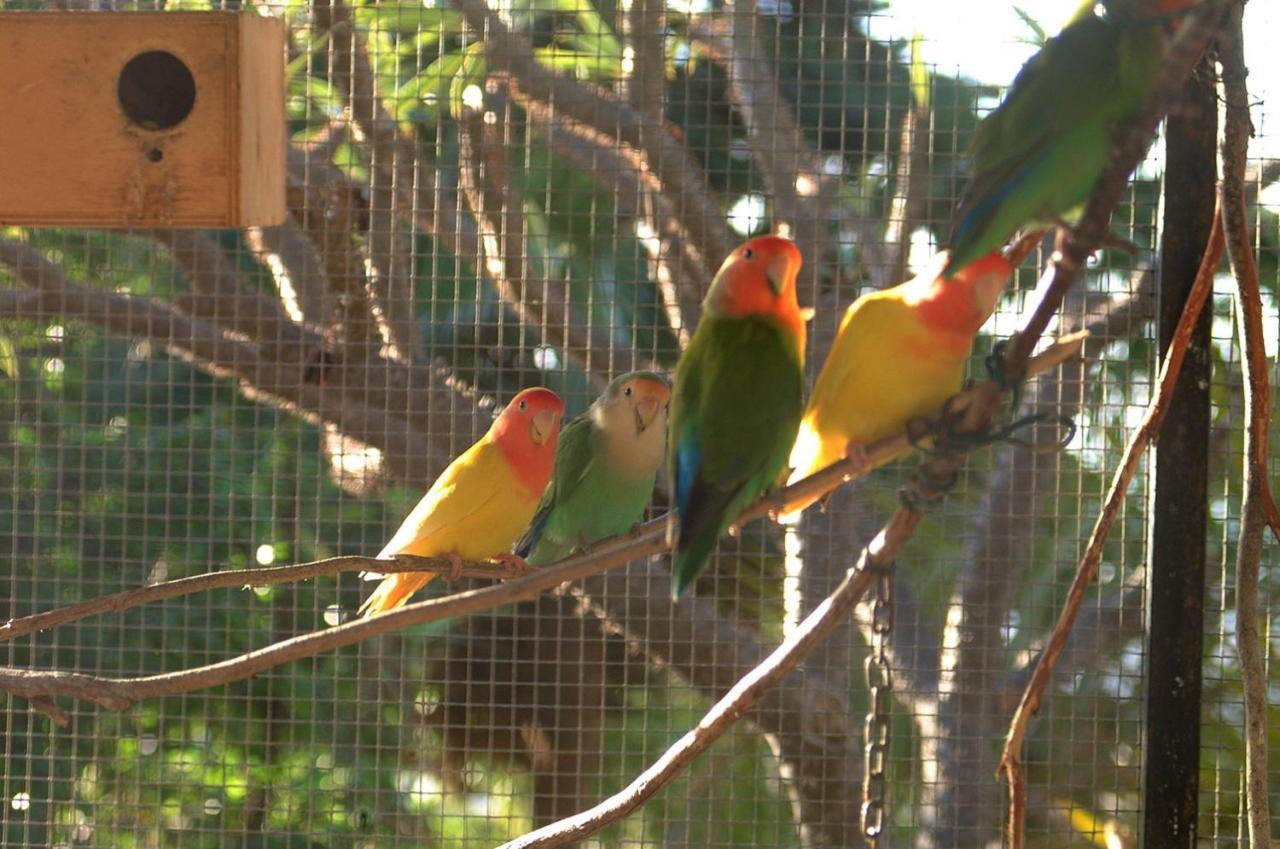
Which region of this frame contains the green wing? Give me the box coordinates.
[948,12,1162,271]
[669,315,804,595]
[513,410,597,560]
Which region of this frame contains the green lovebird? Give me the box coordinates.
[944,0,1194,275]
[513,372,672,565]
[668,235,807,598]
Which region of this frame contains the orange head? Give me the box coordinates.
[491,387,565,495]
[704,235,808,350]
[908,250,1013,338]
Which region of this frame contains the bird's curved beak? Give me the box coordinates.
[764,249,801,297]
[530,409,558,445]
[635,395,663,432]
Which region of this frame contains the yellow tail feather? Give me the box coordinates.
[357,572,434,617]
[778,418,841,524]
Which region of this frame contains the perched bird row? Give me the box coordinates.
[359,0,1186,610]
[358,234,1006,611]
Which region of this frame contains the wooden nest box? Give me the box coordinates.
[0,11,286,227]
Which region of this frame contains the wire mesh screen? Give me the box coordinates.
[1,1,1278,847]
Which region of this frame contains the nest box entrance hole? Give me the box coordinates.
[117,50,197,161]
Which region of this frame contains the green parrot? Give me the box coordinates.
[514,372,672,565]
[668,235,807,598]
[944,0,1194,275]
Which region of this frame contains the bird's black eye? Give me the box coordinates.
[742,248,754,260]
[624,386,633,397]
[518,400,528,411]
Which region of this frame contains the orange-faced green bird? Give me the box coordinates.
[782,250,1012,521]
[358,387,564,616]
[668,236,807,597]
[514,372,671,566]
[944,0,1193,276]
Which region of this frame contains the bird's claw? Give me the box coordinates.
[494,553,536,578]
[444,551,465,583]
[843,441,872,476]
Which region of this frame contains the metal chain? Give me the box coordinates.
[861,562,894,847]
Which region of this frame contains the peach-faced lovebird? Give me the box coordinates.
[944,0,1192,275]
[668,236,807,597]
[783,251,1012,520]
[514,372,670,565]
[358,387,564,616]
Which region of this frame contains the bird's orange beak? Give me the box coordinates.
[530,409,558,445]
[764,246,801,297]
[635,395,663,431]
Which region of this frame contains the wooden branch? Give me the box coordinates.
[243,219,332,327]
[0,240,265,378]
[152,229,317,365]
[451,0,734,267]
[500,540,888,849]
[0,331,1084,720]
[0,522,671,721]
[1000,3,1227,374]
[285,144,379,354]
[0,555,525,642]
[997,207,1224,849]
[1218,7,1273,844]
[568,559,860,813]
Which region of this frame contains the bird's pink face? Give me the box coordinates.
[619,375,671,432]
[709,236,808,354]
[491,387,564,496]
[497,387,565,447]
[713,236,804,320]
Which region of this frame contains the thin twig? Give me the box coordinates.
[1218,7,1273,844]
[0,336,1082,718]
[499,537,891,849]
[0,555,525,642]
[998,207,1224,848]
[991,9,1230,844]
[1000,3,1227,374]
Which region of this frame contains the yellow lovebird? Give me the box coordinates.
[781,250,1012,520]
[358,387,565,616]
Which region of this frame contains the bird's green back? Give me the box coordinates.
[669,314,804,592]
[948,8,1166,270]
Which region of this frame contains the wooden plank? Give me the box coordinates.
[236,13,287,226]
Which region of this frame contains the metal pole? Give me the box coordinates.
[1141,58,1215,848]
